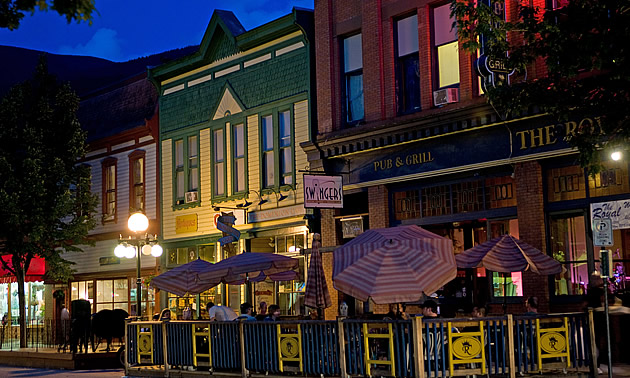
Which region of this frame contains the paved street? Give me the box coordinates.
[0,366,123,377]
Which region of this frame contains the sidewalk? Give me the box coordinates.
[602,364,630,377]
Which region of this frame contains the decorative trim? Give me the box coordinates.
[188,74,212,87]
[215,64,241,78]
[244,53,272,68]
[164,83,185,95]
[275,42,305,56]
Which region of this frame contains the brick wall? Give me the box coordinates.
[515,161,551,313]
[368,185,390,229]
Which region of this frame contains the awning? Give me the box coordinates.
[0,256,45,284]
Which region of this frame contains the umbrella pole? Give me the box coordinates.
[503,273,508,315]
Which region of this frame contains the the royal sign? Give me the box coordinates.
[303,175,343,209]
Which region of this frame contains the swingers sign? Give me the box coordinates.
[303,175,343,208]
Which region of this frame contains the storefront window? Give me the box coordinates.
[550,214,588,295]
[489,219,523,297]
[71,280,94,302]
[5,282,45,323]
[604,228,630,294]
[278,256,305,316]
[130,278,155,317]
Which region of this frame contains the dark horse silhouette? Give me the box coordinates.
[91,308,129,352]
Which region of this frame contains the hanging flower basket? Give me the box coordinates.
[53,290,65,300]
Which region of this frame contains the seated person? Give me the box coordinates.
[235,302,256,321]
[264,305,281,321]
[206,302,238,321]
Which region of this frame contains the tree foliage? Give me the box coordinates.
[0,55,97,346]
[0,0,96,30]
[451,0,630,171]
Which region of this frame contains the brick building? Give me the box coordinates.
[303,0,630,319]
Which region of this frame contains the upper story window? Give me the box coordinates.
[395,14,421,115]
[549,0,569,9]
[213,128,225,196]
[128,150,145,212]
[232,123,246,193]
[174,135,199,205]
[343,33,364,124]
[261,109,295,189]
[101,158,117,222]
[432,4,460,90]
[262,115,274,188]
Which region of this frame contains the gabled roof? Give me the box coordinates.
[149,8,312,86]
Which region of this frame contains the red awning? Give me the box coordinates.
[0,256,45,284]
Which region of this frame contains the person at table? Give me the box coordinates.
[264,305,281,321]
[422,300,439,318]
[206,302,238,321]
[255,301,268,320]
[524,296,539,315]
[236,302,257,321]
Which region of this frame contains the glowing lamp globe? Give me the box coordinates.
[141,244,152,256]
[611,151,622,161]
[114,245,127,258]
[125,245,136,259]
[128,212,149,233]
[151,244,163,257]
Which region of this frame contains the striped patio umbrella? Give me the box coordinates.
[150,259,222,296]
[304,233,332,309]
[455,234,563,275]
[333,225,457,304]
[197,251,299,284]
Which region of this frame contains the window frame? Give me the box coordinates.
[342,32,365,126]
[128,150,146,213]
[101,157,117,223]
[394,13,421,115]
[212,125,227,198]
[431,2,460,91]
[231,121,248,195]
[259,108,296,190]
[172,134,200,207]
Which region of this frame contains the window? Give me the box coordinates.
[213,129,225,196]
[175,139,184,200]
[71,280,94,303]
[343,33,364,124]
[279,111,293,185]
[432,4,460,89]
[174,135,199,204]
[233,123,246,193]
[101,158,117,222]
[262,115,275,188]
[396,14,421,114]
[261,110,295,188]
[188,135,198,193]
[550,214,588,296]
[129,150,145,212]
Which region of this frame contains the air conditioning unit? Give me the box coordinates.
[185,191,198,203]
[433,88,459,106]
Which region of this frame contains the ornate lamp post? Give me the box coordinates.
[114,212,162,317]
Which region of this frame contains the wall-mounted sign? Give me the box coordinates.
[303,175,343,208]
[341,216,364,238]
[590,199,630,230]
[213,209,246,227]
[176,214,198,234]
[99,256,121,266]
[248,205,305,223]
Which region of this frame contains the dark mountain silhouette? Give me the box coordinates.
[0,45,199,97]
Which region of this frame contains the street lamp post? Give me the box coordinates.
[114,212,162,318]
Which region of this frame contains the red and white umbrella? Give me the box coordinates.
[333,225,457,304]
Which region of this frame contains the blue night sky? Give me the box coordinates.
[0,0,314,62]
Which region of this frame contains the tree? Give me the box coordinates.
[0,0,96,30]
[451,0,630,171]
[0,55,97,347]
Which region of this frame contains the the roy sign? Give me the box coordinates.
[303,175,343,208]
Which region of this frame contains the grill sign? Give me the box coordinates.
[303,175,343,208]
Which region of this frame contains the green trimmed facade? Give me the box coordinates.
[149,9,315,317]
